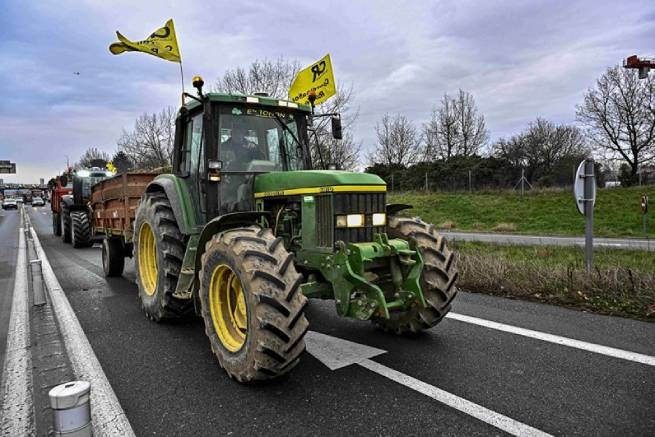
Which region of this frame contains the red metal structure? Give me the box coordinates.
[624,55,655,79]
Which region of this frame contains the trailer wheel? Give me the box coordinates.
[71,211,93,248]
[52,212,61,236]
[199,226,309,382]
[60,209,71,244]
[134,192,191,321]
[372,216,458,334]
[102,237,125,277]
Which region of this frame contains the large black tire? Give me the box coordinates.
[52,212,61,236]
[102,237,125,277]
[60,209,71,244]
[71,210,93,248]
[199,226,309,382]
[134,192,191,321]
[372,216,458,334]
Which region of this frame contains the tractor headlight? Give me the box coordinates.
[336,214,365,228]
[372,213,386,226]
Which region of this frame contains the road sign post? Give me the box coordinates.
[642,195,649,250]
[574,159,596,272]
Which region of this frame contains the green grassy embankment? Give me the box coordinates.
[453,241,655,320]
[390,185,655,238]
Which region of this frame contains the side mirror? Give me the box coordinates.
[331,116,343,140]
[208,160,222,182]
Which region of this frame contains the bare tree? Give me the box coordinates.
[371,113,421,166]
[117,107,176,170]
[215,57,361,170]
[424,94,458,160]
[492,118,588,181]
[424,90,488,161]
[214,58,301,98]
[75,147,110,169]
[576,65,655,183]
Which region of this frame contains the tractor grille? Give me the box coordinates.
[334,192,386,245]
[315,195,334,247]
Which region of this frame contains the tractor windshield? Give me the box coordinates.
[218,104,308,172]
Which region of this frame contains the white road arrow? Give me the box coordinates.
[305,331,552,437]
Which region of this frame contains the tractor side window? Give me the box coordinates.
[189,113,205,214]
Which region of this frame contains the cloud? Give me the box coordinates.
[0,0,653,182]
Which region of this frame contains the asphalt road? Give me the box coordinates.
[2,207,653,436]
[441,231,654,251]
[0,209,19,371]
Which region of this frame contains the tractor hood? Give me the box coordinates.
[253,170,386,198]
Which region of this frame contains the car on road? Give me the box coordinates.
[2,198,18,209]
[32,196,45,207]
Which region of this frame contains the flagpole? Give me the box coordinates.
[179,61,186,105]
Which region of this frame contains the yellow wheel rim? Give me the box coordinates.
[138,222,158,296]
[209,264,247,352]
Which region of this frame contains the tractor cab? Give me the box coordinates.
[172,83,317,219]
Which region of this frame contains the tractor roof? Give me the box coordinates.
[182,93,312,113]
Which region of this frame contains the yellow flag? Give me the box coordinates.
[109,19,181,63]
[288,54,336,106]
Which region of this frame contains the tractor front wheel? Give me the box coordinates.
[372,216,458,334]
[199,226,308,382]
[134,192,191,321]
[71,211,93,248]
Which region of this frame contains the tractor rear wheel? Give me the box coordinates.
[52,212,61,236]
[134,192,191,321]
[199,226,309,382]
[60,209,71,244]
[102,237,125,277]
[71,211,93,248]
[372,216,458,334]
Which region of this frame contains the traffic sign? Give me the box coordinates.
[0,160,16,174]
[574,160,596,216]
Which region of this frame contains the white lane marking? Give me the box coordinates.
[305,331,552,437]
[446,313,655,367]
[0,226,34,435]
[360,359,551,437]
[27,215,136,436]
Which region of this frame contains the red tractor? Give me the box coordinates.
[50,174,73,239]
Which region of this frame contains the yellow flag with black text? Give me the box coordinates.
[109,19,181,63]
[288,54,336,106]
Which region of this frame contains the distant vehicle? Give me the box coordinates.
[32,197,45,206]
[605,181,621,188]
[15,198,23,204]
[2,198,18,209]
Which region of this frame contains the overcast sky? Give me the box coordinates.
[1,0,653,182]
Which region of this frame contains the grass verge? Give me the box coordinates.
[452,241,655,321]
[390,185,655,238]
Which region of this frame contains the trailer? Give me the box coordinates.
[91,172,158,276]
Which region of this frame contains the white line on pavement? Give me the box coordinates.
[27,214,135,436]
[306,331,553,437]
[0,225,34,435]
[359,359,552,437]
[446,312,655,366]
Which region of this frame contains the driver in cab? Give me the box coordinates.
[221,125,263,170]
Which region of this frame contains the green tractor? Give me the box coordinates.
[133,77,458,382]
